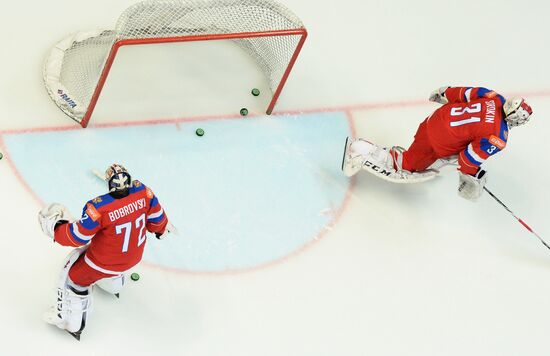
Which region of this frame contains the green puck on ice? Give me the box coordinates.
[130,273,140,281]
[0,152,3,160]
[240,108,249,116]
[195,128,204,136]
[251,88,260,96]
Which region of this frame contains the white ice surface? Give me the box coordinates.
[1,0,550,355]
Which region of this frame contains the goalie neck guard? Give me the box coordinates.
[105,164,132,193]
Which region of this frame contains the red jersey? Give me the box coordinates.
[54,180,168,274]
[426,87,509,175]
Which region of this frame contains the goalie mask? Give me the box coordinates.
[503,97,532,128]
[105,164,132,192]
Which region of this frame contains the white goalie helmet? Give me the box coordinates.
[503,97,532,128]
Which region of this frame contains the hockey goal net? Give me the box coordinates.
[43,0,307,127]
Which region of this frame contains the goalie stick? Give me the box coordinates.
[92,169,106,181]
[483,186,549,250]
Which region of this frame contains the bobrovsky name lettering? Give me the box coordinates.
[108,198,146,222]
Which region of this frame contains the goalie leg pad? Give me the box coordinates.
[362,145,438,184]
[95,275,125,295]
[341,137,364,177]
[427,155,458,172]
[44,247,92,335]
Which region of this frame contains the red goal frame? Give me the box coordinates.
[80,29,308,128]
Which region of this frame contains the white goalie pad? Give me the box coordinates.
[95,275,125,295]
[44,246,92,336]
[342,137,438,183]
[341,137,366,177]
[427,155,458,172]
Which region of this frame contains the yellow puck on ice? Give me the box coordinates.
[251,88,260,96]
[196,128,204,136]
[130,272,140,281]
[240,108,249,116]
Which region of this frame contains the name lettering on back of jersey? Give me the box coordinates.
[108,198,147,222]
[489,135,506,150]
[485,100,496,124]
[86,203,101,222]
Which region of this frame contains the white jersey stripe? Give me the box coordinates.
[147,208,164,220]
[467,144,485,164]
[464,88,472,102]
[72,222,94,241]
[84,255,124,275]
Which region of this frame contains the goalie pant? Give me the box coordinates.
[54,180,169,287]
[399,87,509,175]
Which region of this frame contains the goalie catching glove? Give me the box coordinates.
[458,169,487,201]
[38,203,73,239]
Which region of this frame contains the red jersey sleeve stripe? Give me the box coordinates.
[459,151,481,175]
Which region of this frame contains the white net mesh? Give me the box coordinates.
[43,0,305,125]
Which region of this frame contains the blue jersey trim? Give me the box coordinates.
[88,193,115,209]
[479,138,501,156]
[151,196,159,207]
[79,212,100,230]
[498,118,509,142]
[476,87,492,98]
[69,224,89,245]
[130,182,146,194]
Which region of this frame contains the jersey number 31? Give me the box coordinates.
[449,103,482,127]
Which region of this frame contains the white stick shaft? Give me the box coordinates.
[92,169,106,181]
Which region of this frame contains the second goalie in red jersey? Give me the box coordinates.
[38,164,171,340]
[401,87,512,176]
[342,86,533,201]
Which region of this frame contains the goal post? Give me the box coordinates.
[43,0,307,128]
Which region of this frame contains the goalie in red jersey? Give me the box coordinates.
[342,86,533,201]
[38,164,172,340]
